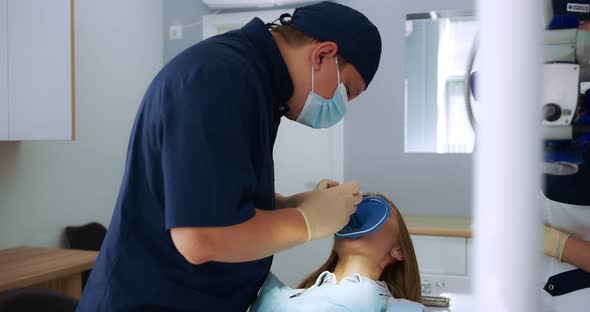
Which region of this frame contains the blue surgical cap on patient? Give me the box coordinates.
[287,1,382,89]
[335,196,391,240]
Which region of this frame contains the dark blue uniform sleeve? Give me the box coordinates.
[161,66,259,229]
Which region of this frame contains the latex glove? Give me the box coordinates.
[276,179,341,209]
[275,179,339,209]
[296,181,362,241]
[544,225,570,261]
[314,179,340,191]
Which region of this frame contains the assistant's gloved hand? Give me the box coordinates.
[544,225,570,261]
[296,181,362,242]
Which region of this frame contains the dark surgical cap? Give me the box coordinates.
[287,1,382,89]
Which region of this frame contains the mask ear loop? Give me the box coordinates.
[311,56,340,93]
[336,56,341,85]
[311,64,315,93]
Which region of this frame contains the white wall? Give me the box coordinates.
[0,0,164,249]
[164,0,211,65]
[341,0,474,217]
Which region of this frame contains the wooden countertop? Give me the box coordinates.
[403,215,473,238]
[0,246,98,292]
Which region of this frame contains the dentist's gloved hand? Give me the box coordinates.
[544,225,570,261]
[276,179,340,209]
[296,181,362,242]
[314,179,340,191]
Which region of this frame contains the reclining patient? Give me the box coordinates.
[250,193,426,312]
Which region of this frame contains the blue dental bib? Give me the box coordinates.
[335,196,391,239]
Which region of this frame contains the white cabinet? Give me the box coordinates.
[412,235,472,295]
[411,235,467,275]
[1,0,74,141]
[466,238,473,275]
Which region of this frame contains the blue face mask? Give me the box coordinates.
[296,57,349,129]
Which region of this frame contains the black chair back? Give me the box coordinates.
[65,222,107,289]
[65,222,106,251]
[0,288,78,312]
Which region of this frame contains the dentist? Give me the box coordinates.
[77,2,382,311]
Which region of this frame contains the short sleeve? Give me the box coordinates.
[161,64,259,229]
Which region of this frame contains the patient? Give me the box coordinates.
[250,193,426,312]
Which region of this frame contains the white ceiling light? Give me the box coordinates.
[202,0,316,9]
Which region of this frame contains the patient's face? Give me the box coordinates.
[334,208,402,262]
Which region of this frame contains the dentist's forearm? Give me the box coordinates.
[171,208,308,264]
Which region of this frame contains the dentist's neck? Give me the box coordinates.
[333,255,384,283]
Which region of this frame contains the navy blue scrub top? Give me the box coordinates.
[77,18,293,312]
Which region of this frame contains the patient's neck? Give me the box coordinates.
[333,255,383,283]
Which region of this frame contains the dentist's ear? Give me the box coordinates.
[390,248,404,261]
[311,41,338,70]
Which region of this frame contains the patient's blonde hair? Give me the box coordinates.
[297,193,422,303]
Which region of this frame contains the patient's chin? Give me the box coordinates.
[335,236,381,254]
[335,235,370,245]
[336,234,399,263]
